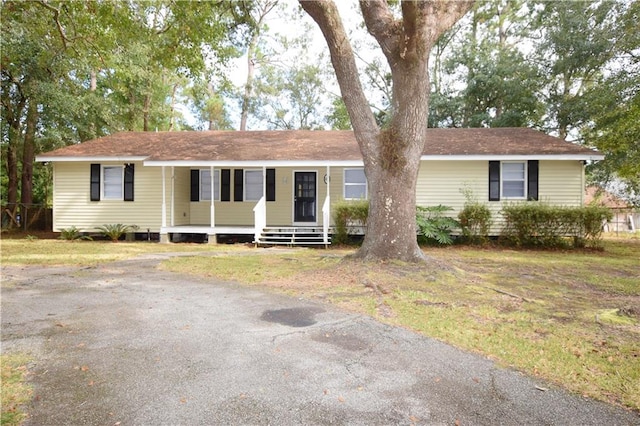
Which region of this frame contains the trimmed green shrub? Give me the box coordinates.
[97,224,132,242]
[500,203,612,249]
[416,205,460,245]
[458,201,492,245]
[332,200,369,245]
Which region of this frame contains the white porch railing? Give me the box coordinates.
[253,196,266,243]
[322,194,331,246]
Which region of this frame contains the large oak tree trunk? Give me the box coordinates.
[301,0,473,262]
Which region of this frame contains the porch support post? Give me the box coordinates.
[323,165,331,248]
[208,166,217,244]
[160,166,169,243]
[170,166,175,227]
[262,166,267,200]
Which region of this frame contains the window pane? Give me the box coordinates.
[103,166,122,199]
[245,170,263,201]
[200,170,211,201]
[213,170,220,201]
[344,168,367,199]
[502,163,525,180]
[345,185,367,199]
[503,181,525,197]
[345,169,366,184]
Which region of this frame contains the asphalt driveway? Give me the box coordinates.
[2,254,638,425]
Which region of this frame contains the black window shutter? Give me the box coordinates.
[527,160,539,201]
[234,169,244,201]
[90,164,101,201]
[221,169,231,202]
[489,161,501,201]
[124,164,135,201]
[190,169,199,202]
[266,168,276,202]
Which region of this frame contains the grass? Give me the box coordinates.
[1,353,33,426]
[0,238,247,267]
[1,235,638,412]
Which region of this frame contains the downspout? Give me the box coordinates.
[581,160,586,206]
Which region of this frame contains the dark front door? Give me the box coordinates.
[294,172,316,222]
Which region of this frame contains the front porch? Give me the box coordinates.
[160,223,331,247]
[156,165,335,246]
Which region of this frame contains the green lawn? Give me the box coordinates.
[1,236,638,413]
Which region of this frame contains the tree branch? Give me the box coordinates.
[299,0,378,155]
[359,0,401,65]
[36,1,70,49]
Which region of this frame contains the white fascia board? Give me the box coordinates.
[420,154,605,161]
[143,159,365,167]
[36,156,148,163]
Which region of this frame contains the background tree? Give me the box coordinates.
[186,79,234,131]
[582,0,640,205]
[238,0,278,131]
[531,0,624,140]
[326,97,352,130]
[253,63,329,129]
[430,0,542,128]
[301,0,474,262]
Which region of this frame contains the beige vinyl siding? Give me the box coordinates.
[538,160,584,206]
[416,160,585,234]
[416,161,486,211]
[52,161,165,232]
[52,160,584,235]
[172,167,191,225]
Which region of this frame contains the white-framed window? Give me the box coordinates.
[501,162,526,198]
[244,169,263,201]
[344,168,367,199]
[102,165,123,200]
[199,169,220,201]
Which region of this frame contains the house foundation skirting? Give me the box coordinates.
[160,226,255,244]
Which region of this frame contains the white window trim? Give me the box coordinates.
[199,169,220,201]
[501,161,527,199]
[343,168,368,200]
[102,165,124,200]
[244,169,263,202]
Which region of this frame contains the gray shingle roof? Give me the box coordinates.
[37,128,602,162]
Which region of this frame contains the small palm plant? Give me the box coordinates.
[59,226,92,241]
[97,224,132,242]
[416,205,460,245]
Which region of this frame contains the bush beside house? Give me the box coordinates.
[333,200,612,249]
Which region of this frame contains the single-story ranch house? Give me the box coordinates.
[36,128,604,245]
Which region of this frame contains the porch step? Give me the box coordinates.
[256,227,331,247]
